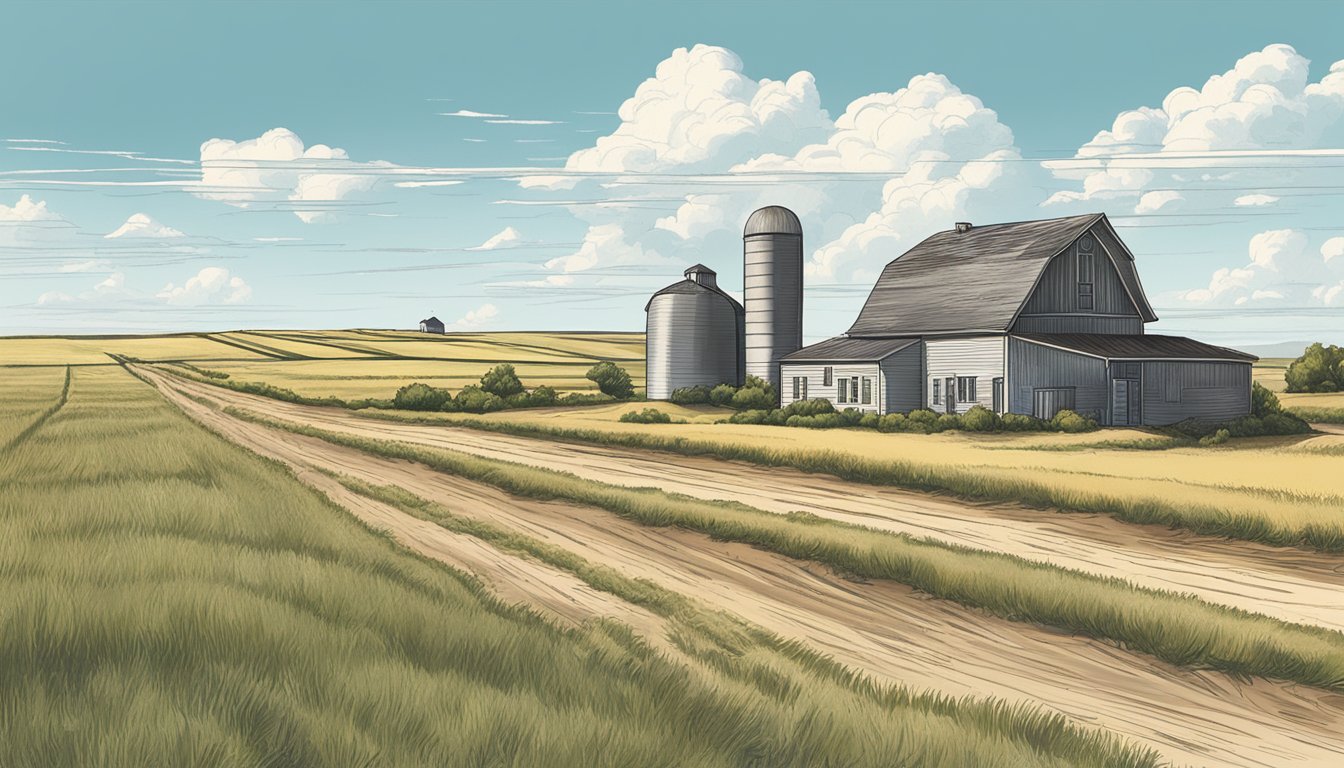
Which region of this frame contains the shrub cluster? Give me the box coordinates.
[669,376,778,410]
[618,407,672,424]
[1285,342,1344,393]
[727,400,1096,435]
[391,363,629,414]
[586,361,634,399]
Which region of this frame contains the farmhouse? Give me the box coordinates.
[780,213,1257,426]
[418,316,445,334]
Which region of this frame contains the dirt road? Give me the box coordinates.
[144,365,1344,768]
[144,367,1344,634]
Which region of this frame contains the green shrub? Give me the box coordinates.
[393,382,452,411]
[782,398,836,418]
[1199,428,1231,446]
[586,361,634,399]
[859,412,880,430]
[731,376,776,410]
[905,409,940,429]
[505,386,559,409]
[557,392,616,407]
[453,385,505,413]
[878,413,907,432]
[726,409,771,425]
[933,413,961,432]
[960,405,1000,432]
[619,407,672,424]
[480,363,525,398]
[785,413,845,429]
[1251,381,1283,417]
[839,408,865,427]
[1050,409,1096,433]
[708,383,737,407]
[1285,343,1344,393]
[1001,413,1046,432]
[670,385,712,405]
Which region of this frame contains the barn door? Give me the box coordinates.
[1112,380,1130,426]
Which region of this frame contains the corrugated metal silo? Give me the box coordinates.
[743,205,803,392]
[644,264,745,400]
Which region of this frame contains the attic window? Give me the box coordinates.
[1077,243,1096,312]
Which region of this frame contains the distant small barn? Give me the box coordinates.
[419,316,445,334]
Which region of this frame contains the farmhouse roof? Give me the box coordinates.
[1015,333,1258,362]
[781,336,918,363]
[846,213,1156,336]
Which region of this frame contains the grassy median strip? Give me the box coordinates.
[335,474,1161,768]
[356,408,1344,552]
[238,406,1344,694]
[3,365,1169,768]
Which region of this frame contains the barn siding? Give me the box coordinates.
[925,336,1004,413]
[1007,337,1110,422]
[880,342,924,413]
[1012,315,1145,334]
[1140,361,1251,425]
[1017,225,1141,332]
[779,362,883,413]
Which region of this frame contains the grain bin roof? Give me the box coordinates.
[643,278,744,313]
[744,206,802,237]
[1015,333,1258,361]
[781,336,918,362]
[846,213,1156,336]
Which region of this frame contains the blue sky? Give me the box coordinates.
[3,0,1343,347]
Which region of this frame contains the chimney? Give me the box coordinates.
[955,222,973,234]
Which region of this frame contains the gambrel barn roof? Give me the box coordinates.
[846,213,1157,336]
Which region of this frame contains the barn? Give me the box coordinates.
[780,213,1256,426]
[419,316,445,334]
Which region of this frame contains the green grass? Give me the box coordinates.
[345,407,1344,552]
[0,366,69,449]
[1290,406,1344,424]
[0,365,1161,768]
[237,407,1344,695]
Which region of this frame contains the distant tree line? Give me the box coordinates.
[393,362,635,413]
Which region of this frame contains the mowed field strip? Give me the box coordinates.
[141,362,1344,768]
[143,365,1344,634]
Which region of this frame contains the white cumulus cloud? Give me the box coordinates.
[155,267,252,305]
[1234,193,1280,207]
[105,212,184,239]
[0,194,60,222]
[1181,228,1344,305]
[450,303,498,330]
[468,226,522,251]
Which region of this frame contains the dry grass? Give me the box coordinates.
[0,364,1160,768]
[242,408,1344,693]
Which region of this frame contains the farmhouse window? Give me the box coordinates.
[823,367,833,386]
[838,379,848,404]
[851,378,860,403]
[932,378,941,405]
[801,377,808,400]
[792,377,801,401]
[861,377,872,405]
[957,376,977,402]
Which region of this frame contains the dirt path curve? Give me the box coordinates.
[1312,423,1344,436]
[143,367,1344,634]
[144,365,1344,768]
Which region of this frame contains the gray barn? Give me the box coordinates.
[780,214,1256,426]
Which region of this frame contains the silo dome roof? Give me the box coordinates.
[744,205,802,237]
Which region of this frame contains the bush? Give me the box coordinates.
[859,413,880,430]
[727,409,771,425]
[670,386,712,405]
[505,385,558,409]
[1050,409,1096,433]
[959,405,1000,432]
[736,376,779,411]
[785,413,845,429]
[557,392,616,407]
[480,364,525,398]
[905,409,940,430]
[1251,381,1283,418]
[393,382,452,412]
[587,362,634,399]
[878,413,906,432]
[933,413,961,432]
[619,407,672,424]
[1199,428,1231,446]
[1000,413,1045,432]
[1285,343,1344,393]
[781,398,836,418]
[708,383,738,407]
[454,385,505,413]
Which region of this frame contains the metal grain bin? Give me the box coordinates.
[645,264,745,400]
[743,206,803,392]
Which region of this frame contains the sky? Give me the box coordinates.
[3,0,1343,348]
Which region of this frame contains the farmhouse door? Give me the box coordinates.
[944,377,956,414]
[1112,379,1141,426]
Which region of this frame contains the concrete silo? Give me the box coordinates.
[743,205,803,392]
[644,264,745,400]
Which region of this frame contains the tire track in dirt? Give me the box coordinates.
[145,366,1344,635]
[146,365,1344,768]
